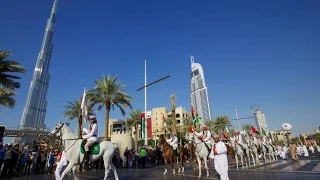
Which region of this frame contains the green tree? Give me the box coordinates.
[243,124,252,132]
[0,50,27,109]
[88,75,132,140]
[213,116,232,136]
[313,133,320,145]
[64,97,95,137]
[126,109,142,151]
[0,85,15,110]
[204,119,215,133]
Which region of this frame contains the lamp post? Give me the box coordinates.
[137,60,170,145]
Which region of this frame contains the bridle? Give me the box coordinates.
[49,123,82,153]
[188,133,203,153]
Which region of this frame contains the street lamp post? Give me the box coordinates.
[137,60,170,145]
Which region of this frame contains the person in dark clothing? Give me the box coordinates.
[9,144,19,177]
[1,145,13,177]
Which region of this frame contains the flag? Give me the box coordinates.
[262,128,267,136]
[194,114,200,125]
[191,105,195,116]
[81,89,87,116]
[223,132,227,140]
[191,105,199,127]
[251,126,257,134]
[225,124,229,133]
[162,112,166,127]
[188,125,194,133]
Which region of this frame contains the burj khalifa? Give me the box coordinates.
[19,0,58,137]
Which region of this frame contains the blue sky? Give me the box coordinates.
[1,0,320,142]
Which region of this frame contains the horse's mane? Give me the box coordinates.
[60,123,77,139]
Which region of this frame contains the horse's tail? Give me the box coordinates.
[113,143,118,149]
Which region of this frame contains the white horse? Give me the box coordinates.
[266,143,277,161]
[244,134,259,165]
[188,133,209,178]
[259,142,269,163]
[230,136,249,170]
[49,123,119,180]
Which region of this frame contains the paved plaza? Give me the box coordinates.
[7,152,320,180]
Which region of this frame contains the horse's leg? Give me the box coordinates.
[171,156,175,174]
[240,154,245,169]
[109,161,119,180]
[181,154,184,173]
[196,156,202,178]
[102,155,111,180]
[163,157,168,175]
[250,151,255,166]
[61,162,74,180]
[255,151,260,164]
[235,155,239,170]
[178,154,182,173]
[72,165,78,180]
[204,157,209,177]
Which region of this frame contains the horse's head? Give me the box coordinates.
[49,123,76,140]
[49,123,64,137]
[188,132,195,144]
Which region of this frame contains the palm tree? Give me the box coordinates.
[170,94,177,133]
[213,116,232,136]
[165,116,173,134]
[0,50,27,90]
[126,109,142,150]
[88,75,132,140]
[0,85,15,110]
[64,97,95,137]
[204,119,215,133]
[243,124,252,132]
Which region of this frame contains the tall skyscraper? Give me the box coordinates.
[254,109,269,134]
[19,0,58,134]
[190,56,212,121]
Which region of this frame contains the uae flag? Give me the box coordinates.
[162,112,166,127]
[223,132,227,140]
[191,105,199,127]
[262,128,267,136]
[251,126,260,134]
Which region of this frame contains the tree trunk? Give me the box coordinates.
[77,116,83,138]
[172,109,176,134]
[135,124,138,151]
[104,106,111,141]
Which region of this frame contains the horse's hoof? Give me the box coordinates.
[178,168,181,173]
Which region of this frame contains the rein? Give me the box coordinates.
[189,134,203,153]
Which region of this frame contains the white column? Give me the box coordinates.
[144,59,148,145]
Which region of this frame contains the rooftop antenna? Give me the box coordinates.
[190,55,195,64]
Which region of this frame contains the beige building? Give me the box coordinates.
[108,119,132,138]
[151,106,191,137]
[270,130,293,141]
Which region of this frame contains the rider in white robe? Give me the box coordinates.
[54,150,68,180]
[210,134,229,180]
[302,145,309,157]
[309,145,315,153]
[82,115,99,164]
[194,125,212,149]
[166,132,178,151]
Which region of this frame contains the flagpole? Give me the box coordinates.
[234,104,240,131]
[144,59,148,146]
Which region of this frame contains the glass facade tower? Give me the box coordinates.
[19,0,58,141]
[190,56,212,121]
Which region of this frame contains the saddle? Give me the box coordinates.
[80,139,100,155]
[170,146,180,156]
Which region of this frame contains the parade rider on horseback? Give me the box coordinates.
[194,125,212,150]
[235,131,245,149]
[82,115,99,165]
[166,131,178,156]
